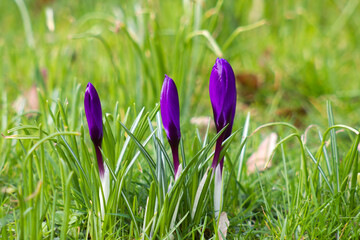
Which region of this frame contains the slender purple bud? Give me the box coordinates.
[160,75,181,177]
[84,82,105,178]
[209,58,237,172]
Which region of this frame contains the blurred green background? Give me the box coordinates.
[1,1,360,238]
[1,0,360,130]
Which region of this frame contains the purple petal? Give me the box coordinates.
[209,58,237,170]
[209,58,236,132]
[84,82,104,176]
[209,58,226,128]
[160,75,181,177]
[84,82,103,145]
[160,75,181,144]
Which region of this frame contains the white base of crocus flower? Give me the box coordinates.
[214,164,223,219]
[191,167,212,219]
[168,164,183,193]
[169,191,183,240]
[99,165,110,219]
[175,164,182,181]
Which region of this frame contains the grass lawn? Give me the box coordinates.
[1,0,360,239]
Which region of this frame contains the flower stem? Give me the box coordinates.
[212,135,224,170]
[95,144,105,179]
[214,164,223,218]
[171,144,180,179]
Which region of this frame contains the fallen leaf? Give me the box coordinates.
[190,116,215,135]
[247,133,277,174]
[12,85,39,114]
[236,72,262,104]
[25,85,39,112]
[45,7,55,32]
[218,212,229,240]
[190,116,214,128]
[276,106,307,127]
[1,186,16,194]
[12,95,26,113]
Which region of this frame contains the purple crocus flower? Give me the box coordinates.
[209,58,237,172]
[84,82,105,178]
[160,75,181,178]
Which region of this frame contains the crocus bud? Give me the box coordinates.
[84,82,105,178]
[160,75,181,178]
[209,58,237,172]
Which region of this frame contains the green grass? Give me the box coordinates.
[1,0,360,239]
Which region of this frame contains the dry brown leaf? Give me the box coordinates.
[1,186,16,194]
[12,85,39,114]
[235,72,262,104]
[190,116,215,135]
[190,116,213,128]
[12,96,26,113]
[247,132,277,174]
[25,85,39,112]
[218,212,229,240]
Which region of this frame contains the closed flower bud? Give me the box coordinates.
[209,58,237,172]
[160,75,181,178]
[84,82,105,177]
